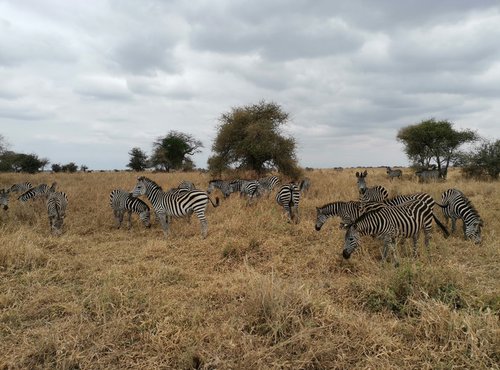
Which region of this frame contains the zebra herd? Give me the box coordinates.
[2,171,484,264]
[316,170,483,265]
[1,181,68,235]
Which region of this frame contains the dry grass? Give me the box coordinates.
[0,169,498,369]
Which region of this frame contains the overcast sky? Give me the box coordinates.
[1,0,499,170]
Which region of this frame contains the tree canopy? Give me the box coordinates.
[208,101,301,178]
[397,118,478,177]
[460,139,500,180]
[127,147,149,172]
[150,131,203,172]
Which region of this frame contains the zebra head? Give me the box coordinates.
[343,226,361,259]
[132,177,148,197]
[356,170,368,193]
[315,207,328,231]
[0,189,10,210]
[466,220,483,244]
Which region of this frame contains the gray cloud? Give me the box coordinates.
[0,0,499,169]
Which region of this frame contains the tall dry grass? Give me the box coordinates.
[0,169,498,369]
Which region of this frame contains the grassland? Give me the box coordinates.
[0,169,498,369]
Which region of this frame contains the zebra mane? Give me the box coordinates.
[317,201,356,211]
[137,176,162,190]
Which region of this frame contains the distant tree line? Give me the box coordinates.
[0,134,86,173]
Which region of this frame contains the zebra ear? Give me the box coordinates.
[356,172,360,178]
[363,170,368,176]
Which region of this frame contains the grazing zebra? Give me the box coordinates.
[415,169,440,183]
[360,192,449,239]
[386,167,402,180]
[0,188,10,211]
[229,180,262,203]
[18,182,56,202]
[343,199,438,264]
[437,188,483,244]
[355,170,368,193]
[132,176,219,238]
[109,189,151,229]
[315,201,362,231]
[178,180,196,191]
[9,182,33,193]
[207,179,231,199]
[275,183,301,224]
[258,175,280,195]
[299,177,311,195]
[228,179,247,196]
[359,185,389,202]
[46,191,68,235]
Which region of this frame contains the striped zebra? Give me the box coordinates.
[315,201,361,231]
[18,182,56,202]
[386,167,402,180]
[275,183,301,224]
[258,175,280,196]
[299,177,311,194]
[178,180,196,191]
[109,189,151,229]
[355,170,368,193]
[343,199,439,264]
[207,179,231,199]
[46,191,68,235]
[437,188,483,244]
[0,188,10,211]
[9,182,33,193]
[229,179,262,203]
[132,176,219,238]
[359,185,389,202]
[415,169,440,183]
[360,192,450,240]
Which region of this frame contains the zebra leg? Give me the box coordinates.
[113,210,121,228]
[158,213,170,238]
[451,218,457,234]
[127,210,132,230]
[412,235,419,258]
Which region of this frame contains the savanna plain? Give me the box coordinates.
[0,169,498,369]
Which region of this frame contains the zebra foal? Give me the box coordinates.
[109,189,151,229]
[438,188,483,244]
[275,183,301,224]
[132,176,219,238]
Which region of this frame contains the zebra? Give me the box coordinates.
[18,182,56,202]
[386,167,402,180]
[177,180,196,191]
[229,179,262,203]
[299,177,311,195]
[207,179,231,199]
[0,188,10,211]
[258,175,280,196]
[315,201,362,231]
[109,189,151,229]
[275,183,301,224]
[415,169,440,183]
[437,188,483,244]
[343,198,440,265]
[131,176,219,238]
[46,191,68,235]
[359,185,389,202]
[9,182,33,193]
[359,192,450,240]
[355,170,368,193]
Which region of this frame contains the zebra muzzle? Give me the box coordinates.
[2,205,7,211]
[342,250,351,259]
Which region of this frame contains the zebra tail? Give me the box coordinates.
[433,214,450,238]
[435,201,447,208]
[209,196,220,208]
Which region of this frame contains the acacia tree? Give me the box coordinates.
[151,131,203,172]
[208,101,301,178]
[127,147,149,172]
[397,118,478,178]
